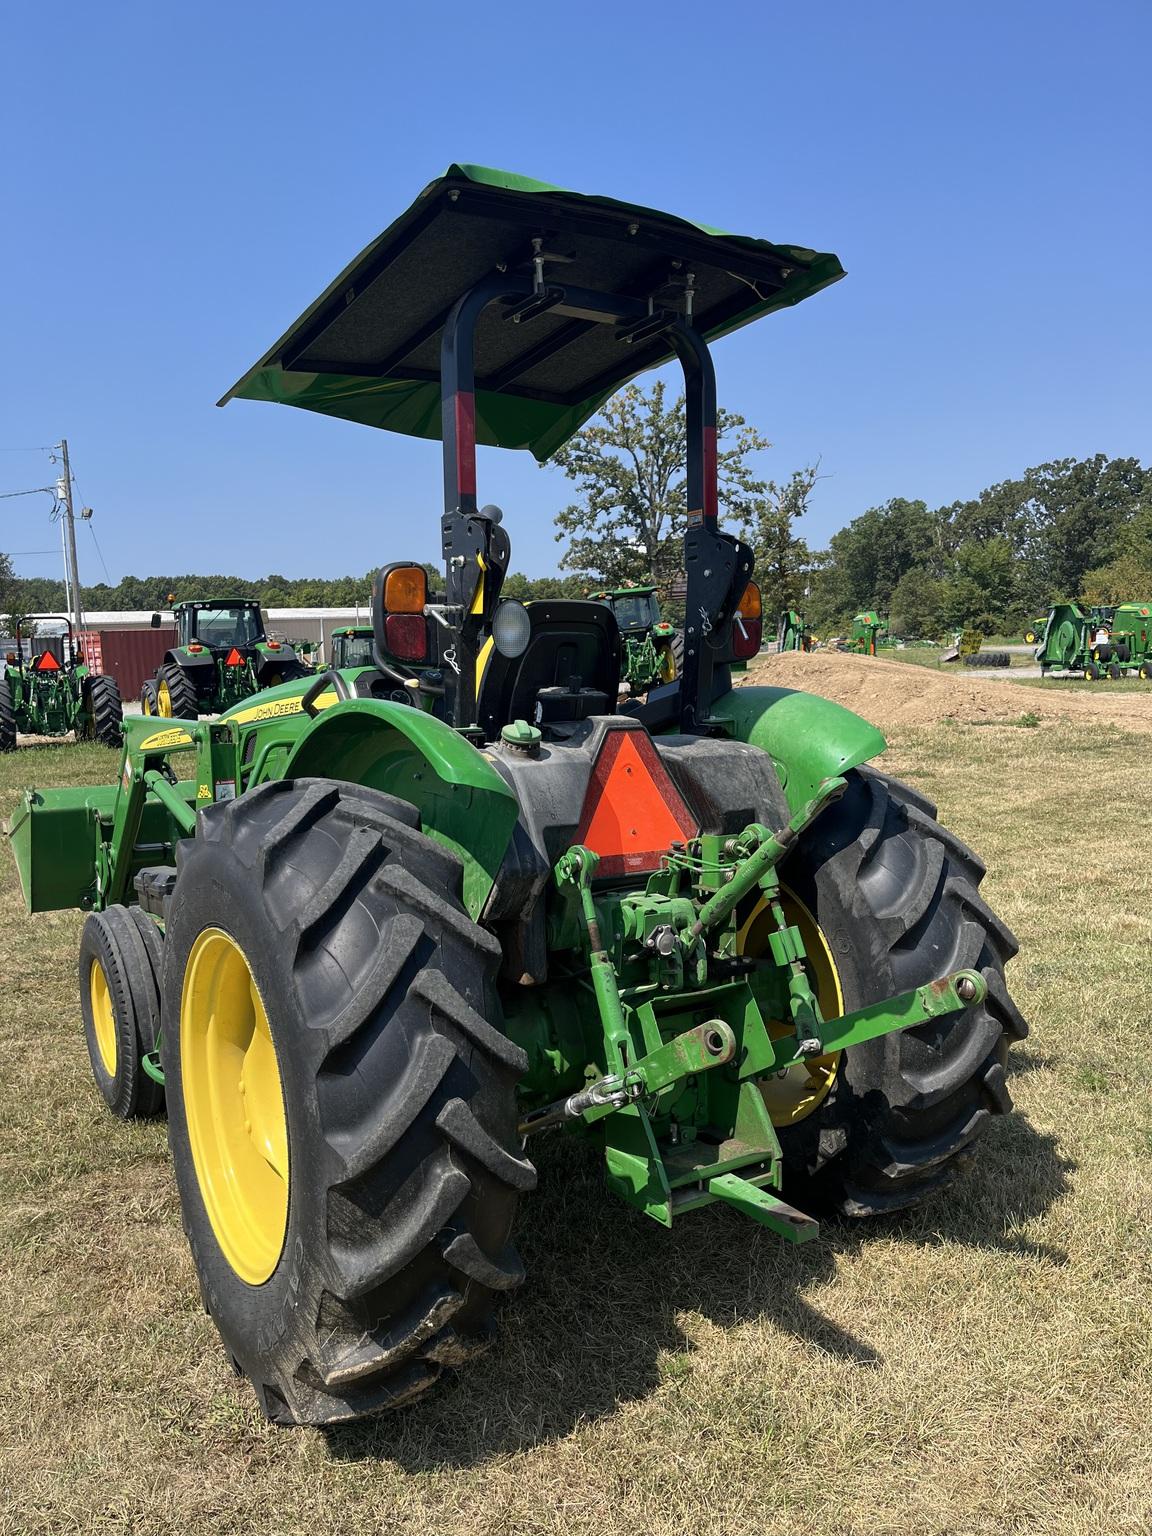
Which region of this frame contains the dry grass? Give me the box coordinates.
[1,716,1151,1536]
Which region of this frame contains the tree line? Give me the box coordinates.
[2,385,1147,641]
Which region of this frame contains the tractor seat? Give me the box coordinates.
[475,600,620,738]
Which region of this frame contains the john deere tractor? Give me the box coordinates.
[777,609,812,652]
[0,616,122,751]
[589,585,678,693]
[5,166,1026,1426]
[329,625,375,670]
[140,599,312,717]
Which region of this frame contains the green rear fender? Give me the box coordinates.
[281,700,519,918]
[711,685,886,813]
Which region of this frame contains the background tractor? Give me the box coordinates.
[776,609,813,652]
[329,625,375,670]
[6,166,1026,1427]
[0,615,122,751]
[588,584,678,694]
[140,598,312,717]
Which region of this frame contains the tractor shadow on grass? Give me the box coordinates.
[325,1109,1070,1471]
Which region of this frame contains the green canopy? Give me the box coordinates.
[220,164,844,462]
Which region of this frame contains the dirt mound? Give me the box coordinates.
[740,650,1152,733]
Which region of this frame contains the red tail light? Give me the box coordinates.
[384,614,428,662]
[731,615,762,660]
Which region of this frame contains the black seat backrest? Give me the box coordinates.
[475,600,619,737]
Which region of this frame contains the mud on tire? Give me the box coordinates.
[162,778,533,1426]
[777,766,1028,1215]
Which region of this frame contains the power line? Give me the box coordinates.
[0,485,58,501]
[85,519,112,582]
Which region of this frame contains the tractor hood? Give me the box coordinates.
[219,164,844,462]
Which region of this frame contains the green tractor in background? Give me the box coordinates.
[844,610,888,655]
[6,166,1026,1426]
[1035,601,1152,679]
[776,609,813,652]
[0,616,123,751]
[329,624,375,671]
[140,598,313,718]
[588,584,678,694]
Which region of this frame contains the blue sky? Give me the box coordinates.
[1,0,1148,589]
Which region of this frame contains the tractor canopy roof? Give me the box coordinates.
[175,598,262,610]
[220,164,844,462]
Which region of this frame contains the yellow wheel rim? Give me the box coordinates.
[142,692,153,715]
[157,679,173,716]
[738,888,844,1128]
[89,959,117,1077]
[180,929,288,1286]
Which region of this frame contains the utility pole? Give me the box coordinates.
[57,439,84,636]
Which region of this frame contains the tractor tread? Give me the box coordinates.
[85,674,124,749]
[162,779,526,1427]
[0,679,16,752]
[436,1097,539,1191]
[331,1162,473,1300]
[442,1232,526,1292]
[780,764,1026,1219]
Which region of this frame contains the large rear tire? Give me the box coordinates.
[157,663,200,719]
[83,674,124,747]
[775,766,1027,1214]
[162,778,532,1425]
[0,679,15,752]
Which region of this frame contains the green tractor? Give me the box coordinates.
[6,166,1026,1426]
[843,611,888,656]
[329,624,375,671]
[0,616,123,751]
[588,584,678,694]
[776,609,813,652]
[140,598,313,717]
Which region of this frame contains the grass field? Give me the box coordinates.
[2,722,1151,1536]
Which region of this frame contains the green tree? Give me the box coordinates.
[888,567,948,638]
[811,498,941,627]
[738,466,818,617]
[550,381,770,590]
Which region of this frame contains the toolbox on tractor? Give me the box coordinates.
[5,165,1026,1427]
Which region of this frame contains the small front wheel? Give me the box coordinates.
[78,907,165,1119]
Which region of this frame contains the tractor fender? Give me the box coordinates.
[163,647,215,671]
[280,699,519,918]
[710,684,886,814]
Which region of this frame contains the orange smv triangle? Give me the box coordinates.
[225,647,244,666]
[37,650,60,671]
[574,728,699,877]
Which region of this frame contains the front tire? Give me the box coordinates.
[162,778,532,1425]
[78,907,165,1119]
[776,767,1028,1215]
